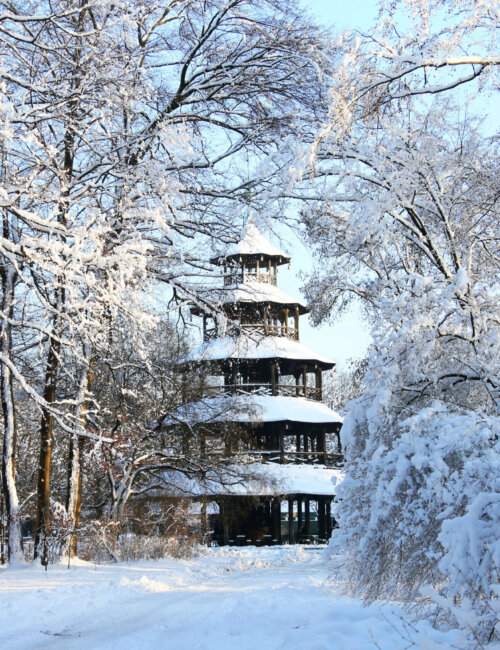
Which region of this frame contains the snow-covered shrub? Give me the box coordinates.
[303,78,499,644]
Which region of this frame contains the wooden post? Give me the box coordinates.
[265,498,272,536]
[294,309,299,339]
[322,429,328,465]
[305,498,310,539]
[284,308,289,337]
[315,369,322,400]
[318,497,325,540]
[222,500,229,546]
[272,498,281,543]
[297,497,303,539]
[303,433,308,454]
[326,499,333,539]
[288,498,294,544]
[279,433,285,464]
[271,363,276,396]
[303,365,307,398]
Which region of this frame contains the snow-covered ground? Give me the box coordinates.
[0,547,464,649]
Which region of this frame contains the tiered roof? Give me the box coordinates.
[161,394,342,427]
[163,463,344,498]
[167,219,341,430]
[211,217,290,265]
[181,333,335,370]
[213,282,308,314]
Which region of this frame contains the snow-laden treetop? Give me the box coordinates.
[211,216,290,265]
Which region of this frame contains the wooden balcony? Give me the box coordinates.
[224,271,277,287]
[203,383,322,401]
[204,323,299,342]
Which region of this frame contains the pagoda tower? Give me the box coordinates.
[164,218,343,545]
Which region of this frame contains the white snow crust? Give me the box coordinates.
[164,463,344,497]
[213,218,290,261]
[219,281,307,309]
[162,394,343,427]
[0,548,465,649]
[181,333,335,366]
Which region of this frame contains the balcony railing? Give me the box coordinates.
[203,383,322,401]
[204,323,299,342]
[224,271,277,287]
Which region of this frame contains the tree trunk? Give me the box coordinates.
[63,353,95,559]
[34,333,61,565]
[0,261,23,563]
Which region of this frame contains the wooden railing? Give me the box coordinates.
[204,323,299,342]
[224,271,277,287]
[242,323,299,340]
[203,384,322,401]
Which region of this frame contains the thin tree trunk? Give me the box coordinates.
[63,353,96,559]
[0,261,23,563]
[34,332,61,566]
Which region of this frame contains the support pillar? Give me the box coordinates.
[326,498,333,539]
[271,498,281,543]
[297,497,303,539]
[222,501,229,546]
[322,429,328,465]
[318,497,326,541]
[295,373,301,397]
[288,498,294,544]
[305,498,310,539]
[315,368,322,400]
[265,498,272,536]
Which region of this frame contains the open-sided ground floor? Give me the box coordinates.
[0,547,465,649]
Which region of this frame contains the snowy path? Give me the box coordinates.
[0,547,460,649]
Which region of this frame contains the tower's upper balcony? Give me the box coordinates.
[223,263,277,287]
[211,217,290,273]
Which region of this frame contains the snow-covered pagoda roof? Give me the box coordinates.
[162,463,344,498]
[180,334,335,369]
[218,282,308,313]
[160,394,343,428]
[210,218,290,265]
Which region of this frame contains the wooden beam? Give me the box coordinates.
[297,497,303,538]
[222,500,229,545]
[326,498,333,539]
[305,498,310,539]
[288,498,294,544]
[272,498,281,542]
[318,497,325,540]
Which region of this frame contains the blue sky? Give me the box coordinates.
[272,1,379,370]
